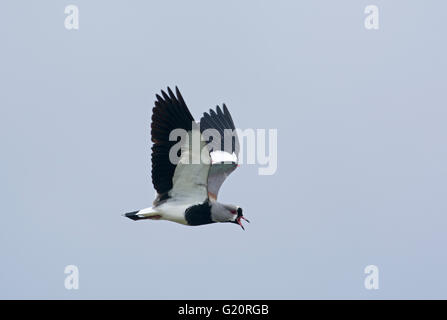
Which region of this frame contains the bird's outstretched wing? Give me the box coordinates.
[169,122,210,203]
[200,104,240,200]
[151,87,210,205]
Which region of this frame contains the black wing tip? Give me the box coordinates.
[199,101,240,155]
[155,85,180,100]
[203,104,236,130]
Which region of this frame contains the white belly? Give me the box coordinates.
[155,201,191,225]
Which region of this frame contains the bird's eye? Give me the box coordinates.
[230,210,237,214]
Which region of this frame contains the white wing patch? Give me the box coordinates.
[210,150,238,164]
[207,151,238,200]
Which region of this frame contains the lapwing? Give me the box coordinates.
[124,87,249,230]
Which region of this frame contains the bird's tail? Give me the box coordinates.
[123,207,161,221]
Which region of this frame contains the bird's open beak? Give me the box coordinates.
[236,216,250,230]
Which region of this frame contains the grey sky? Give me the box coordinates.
[1,1,446,299]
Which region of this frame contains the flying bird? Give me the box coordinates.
[124,87,249,230]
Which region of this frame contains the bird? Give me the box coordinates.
[123,86,249,230]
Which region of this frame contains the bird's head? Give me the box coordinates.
[211,203,249,230]
[230,206,250,230]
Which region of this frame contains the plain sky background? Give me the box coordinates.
[1,1,446,299]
